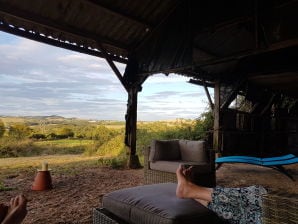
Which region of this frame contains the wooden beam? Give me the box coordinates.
[0,3,128,51]
[96,42,128,91]
[195,39,298,69]
[189,79,214,88]
[254,0,259,49]
[85,0,152,29]
[220,79,245,110]
[193,45,218,58]
[125,87,141,168]
[213,81,221,153]
[189,79,214,110]
[0,21,127,64]
[203,80,214,111]
[260,94,276,116]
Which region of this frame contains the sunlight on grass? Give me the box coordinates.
[34,139,93,147]
[0,154,101,171]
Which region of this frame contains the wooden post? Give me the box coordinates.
[125,87,142,169]
[210,81,221,186]
[213,81,221,156]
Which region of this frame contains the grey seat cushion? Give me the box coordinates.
[149,160,208,173]
[102,183,224,224]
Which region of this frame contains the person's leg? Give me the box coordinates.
[208,185,267,224]
[176,164,213,205]
[0,204,8,223]
[2,195,27,224]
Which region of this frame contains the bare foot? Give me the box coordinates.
[0,204,8,223]
[176,165,194,198]
[176,165,213,203]
[2,195,27,224]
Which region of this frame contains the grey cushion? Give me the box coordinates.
[149,161,207,173]
[179,140,208,163]
[102,183,223,224]
[149,160,182,173]
[149,140,181,161]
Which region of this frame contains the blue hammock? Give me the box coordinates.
[215,154,298,180]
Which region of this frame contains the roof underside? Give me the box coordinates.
[1,0,298,98]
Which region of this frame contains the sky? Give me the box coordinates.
[0,31,211,121]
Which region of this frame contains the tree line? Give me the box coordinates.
[0,111,213,158]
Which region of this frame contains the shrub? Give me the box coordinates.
[8,123,32,139]
[56,127,74,139]
[97,151,128,169]
[0,119,5,138]
[0,138,38,157]
[96,135,125,157]
[30,133,46,139]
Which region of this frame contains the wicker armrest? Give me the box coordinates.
[262,193,298,224]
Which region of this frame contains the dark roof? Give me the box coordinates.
[0,0,178,64]
[1,0,298,97]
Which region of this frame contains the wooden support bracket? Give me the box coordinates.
[220,79,246,110]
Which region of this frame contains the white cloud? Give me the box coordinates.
[0,31,209,121]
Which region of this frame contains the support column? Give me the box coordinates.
[125,87,142,169]
[213,81,221,156]
[210,81,221,185]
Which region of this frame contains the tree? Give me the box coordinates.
[93,125,114,144]
[8,123,32,139]
[0,119,5,138]
[57,127,74,138]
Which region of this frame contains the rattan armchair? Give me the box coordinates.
[144,139,216,187]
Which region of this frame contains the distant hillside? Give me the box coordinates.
[0,115,90,126]
[0,115,194,127]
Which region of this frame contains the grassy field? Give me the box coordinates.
[34,139,93,148]
[32,139,94,155]
[0,154,102,181]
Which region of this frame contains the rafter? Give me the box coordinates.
[85,0,152,29]
[0,21,128,64]
[96,42,128,91]
[134,0,181,51]
[189,79,214,88]
[0,2,128,52]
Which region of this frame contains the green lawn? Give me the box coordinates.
[0,154,100,170]
[34,139,93,147]
[33,139,94,155]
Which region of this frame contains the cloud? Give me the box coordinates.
[0,32,209,120]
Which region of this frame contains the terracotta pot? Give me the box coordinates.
[31,171,53,191]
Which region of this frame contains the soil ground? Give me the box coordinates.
[0,163,297,224]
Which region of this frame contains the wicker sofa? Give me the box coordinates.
[144,139,216,187]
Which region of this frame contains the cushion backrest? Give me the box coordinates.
[149,140,181,161]
[179,140,208,163]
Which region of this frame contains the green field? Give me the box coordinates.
[34,139,93,148]
[0,154,103,185]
